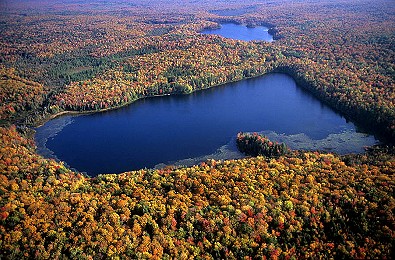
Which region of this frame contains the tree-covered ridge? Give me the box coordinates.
[2,0,393,140]
[51,39,275,111]
[0,67,46,124]
[0,126,394,258]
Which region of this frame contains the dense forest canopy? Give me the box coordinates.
[0,0,393,140]
[0,0,394,258]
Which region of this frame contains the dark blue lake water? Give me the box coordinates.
[201,23,273,42]
[35,73,377,176]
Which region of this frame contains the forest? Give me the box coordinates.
[0,0,394,258]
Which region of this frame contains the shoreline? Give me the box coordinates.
[34,96,150,128]
[33,69,386,141]
[33,73,271,129]
[32,71,381,176]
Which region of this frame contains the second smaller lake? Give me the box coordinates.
[201,23,273,42]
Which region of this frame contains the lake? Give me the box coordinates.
[201,23,273,42]
[35,73,377,176]
[209,6,258,17]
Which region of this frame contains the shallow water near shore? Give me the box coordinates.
[35,73,378,176]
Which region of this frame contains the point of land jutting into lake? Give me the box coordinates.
[36,73,377,176]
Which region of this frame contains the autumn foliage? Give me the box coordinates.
[0,126,394,258]
[0,0,393,140]
[0,67,46,124]
[237,132,289,157]
[0,0,394,258]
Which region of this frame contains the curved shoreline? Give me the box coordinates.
[34,93,172,128]
[34,67,388,142]
[34,71,380,176]
[33,73,270,129]
[34,67,387,145]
